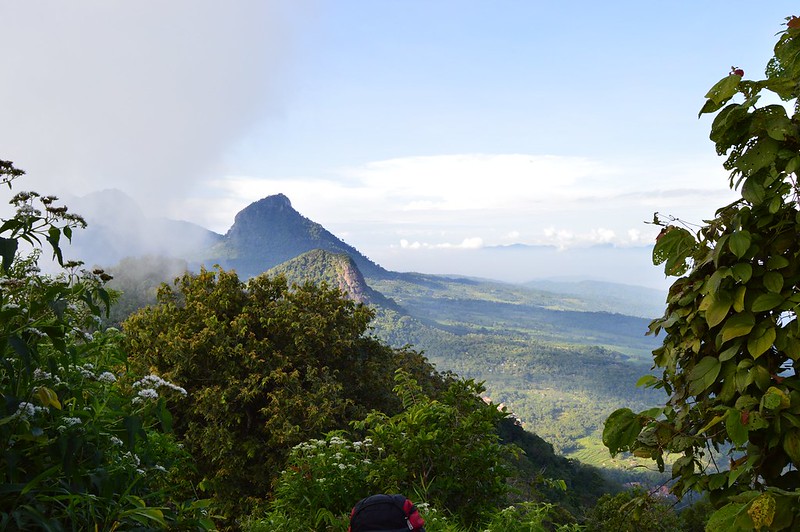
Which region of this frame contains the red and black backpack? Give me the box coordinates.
[348,494,426,532]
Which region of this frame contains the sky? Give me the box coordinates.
[0,1,797,289]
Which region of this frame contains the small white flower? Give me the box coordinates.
[97,372,117,383]
[63,417,81,426]
[14,402,45,420]
[109,436,123,446]
[33,369,52,381]
[136,388,159,401]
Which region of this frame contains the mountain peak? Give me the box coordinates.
[208,195,389,280]
[255,193,292,209]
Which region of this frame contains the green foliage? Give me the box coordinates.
[603,16,800,530]
[584,489,681,532]
[252,371,582,531]
[0,160,212,529]
[123,269,443,520]
[353,371,517,526]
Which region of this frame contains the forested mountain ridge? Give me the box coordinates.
[266,249,398,309]
[204,194,389,279]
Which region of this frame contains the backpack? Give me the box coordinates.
[348,494,426,532]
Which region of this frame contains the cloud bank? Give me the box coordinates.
[0,1,310,215]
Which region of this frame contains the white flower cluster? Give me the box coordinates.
[132,374,187,404]
[14,401,46,420]
[16,203,41,218]
[97,372,117,384]
[33,368,63,385]
[57,416,83,432]
[68,363,99,380]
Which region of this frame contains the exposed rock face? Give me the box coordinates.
[266,249,392,306]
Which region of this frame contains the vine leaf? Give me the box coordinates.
[747,322,776,358]
[688,357,722,395]
[653,226,695,276]
[602,408,641,456]
[721,312,755,343]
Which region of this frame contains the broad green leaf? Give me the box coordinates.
[735,368,753,393]
[688,356,722,395]
[699,413,726,435]
[0,236,17,272]
[706,267,731,294]
[763,105,794,140]
[747,493,776,530]
[726,408,749,445]
[733,285,746,312]
[761,386,790,410]
[786,155,800,175]
[635,375,658,387]
[751,366,771,391]
[721,312,755,343]
[751,292,783,312]
[763,271,784,292]
[653,226,696,276]
[782,412,800,428]
[703,291,733,328]
[708,473,728,491]
[699,97,726,117]
[742,176,766,205]
[737,137,780,178]
[704,74,741,105]
[705,502,745,532]
[720,343,741,362]
[765,255,789,270]
[602,408,641,455]
[728,230,751,258]
[731,263,752,283]
[747,322,776,358]
[783,428,800,463]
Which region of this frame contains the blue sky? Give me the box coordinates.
[0,2,797,287]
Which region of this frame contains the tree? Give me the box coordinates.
[122,268,444,520]
[603,16,800,531]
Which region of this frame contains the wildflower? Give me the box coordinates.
[134,374,187,396]
[109,436,124,446]
[33,369,52,381]
[63,417,81,426]
[97,372,117,383]
[15,401,45,420]
[133,388,159,404]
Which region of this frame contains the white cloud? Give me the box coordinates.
[177,152,737,258]
[0,1,313,216]
[398,237,484,250]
